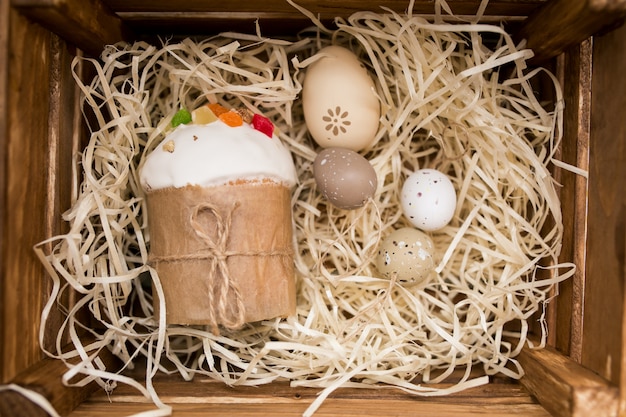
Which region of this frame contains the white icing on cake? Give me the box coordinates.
[140,121,297,190]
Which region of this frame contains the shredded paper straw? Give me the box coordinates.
[34,3,580,416]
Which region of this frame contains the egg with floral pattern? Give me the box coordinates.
[302,46,380,151]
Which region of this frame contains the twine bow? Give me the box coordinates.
[149,202,246,335]
[190,202,246,335]
[150,200,294,335]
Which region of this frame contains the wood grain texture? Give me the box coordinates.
[66,374,551,417]
[95,0,548,40]
[518,343,618,417]
[622,180,626,416]
[581,17,626,386]
[2,2,624,417]
[12,0,623,71]
[0,0,9,388]
[37,30,84,358]
[101,0,547,16]
[0,350,118,417]
[68,401,551,417]
[11,0,132,56]
[1,6,52,383]
[516,0,626,63]
[553,38,593,361]
[2,0,81,383]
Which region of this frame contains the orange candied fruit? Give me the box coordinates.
[219,110,243,127]
[207,103,229,117]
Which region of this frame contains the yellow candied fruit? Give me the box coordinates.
[191,105,218,125]
[219,110,243,127]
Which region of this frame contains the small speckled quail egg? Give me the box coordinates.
[401,169,457,232]
[302,45,380,151]
[375,227,436,285]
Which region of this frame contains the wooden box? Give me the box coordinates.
[1,0,625,416]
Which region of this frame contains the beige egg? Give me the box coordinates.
[302,46,380,151]
[375,227,436,285]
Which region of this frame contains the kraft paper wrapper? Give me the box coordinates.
[146,182,296,330]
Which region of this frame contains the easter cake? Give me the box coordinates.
[140,104,297,332]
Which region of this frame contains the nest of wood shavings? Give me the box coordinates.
[35,4,578,417]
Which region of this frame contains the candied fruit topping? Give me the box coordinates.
[219,110,243,127]
[162,140,175,152]
[208,103,229,117]
[171,109,192,127]
[234,108,254,124]
[252,113,274,138]
[185,102,276,136]
[191,105,218,125]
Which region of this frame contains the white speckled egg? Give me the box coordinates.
[401,169,457,231]
[376,227,436,285]
[302,46,380,151]
[314,147,377,210]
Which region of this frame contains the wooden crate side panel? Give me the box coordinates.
[0,0,9,386]
[515,0,626,63]
[98,0,545,34]
[99,0,548,16]
[518,343,618,417]
[581,20,626,386]
[13,0,626,64]
[553,38,593,360]
[38,35,83,353]
[1,7,79,383]
[14,0,544,59]
[67,374,552,417]
[2,1,624,415]
[0,348,120,417]
[12,0,130,57]
[1,6,52,383]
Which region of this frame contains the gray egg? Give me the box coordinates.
[313,147,377,210]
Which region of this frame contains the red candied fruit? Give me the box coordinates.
[252,114,274,138]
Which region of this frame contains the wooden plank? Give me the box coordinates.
[37,28,84,358]
[2,0,83,383]
[518,344,618,417]
[69,400,552,417]
[0,346,120,417]
[1,5,52,384]
[11,0,132,56]
[101,0,547,16]
[98,0,547,38]
[581,16,626,385]
[553,38,593,361]
[622,205,626,417]
[89,373,536,405]
[68,374,551,417]
[0,0,9,386]
[516,0,626,63]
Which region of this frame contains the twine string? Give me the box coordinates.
[150,201,293,335]
[148,202,245,334]
[191,202,246,334]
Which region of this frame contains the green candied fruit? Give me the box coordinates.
[171,109,192,127]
